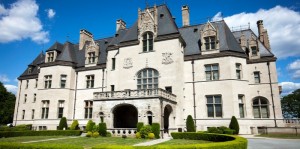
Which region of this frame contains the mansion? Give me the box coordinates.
[14,4,283,134]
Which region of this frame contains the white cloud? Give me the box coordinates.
[4,84,18,95]
[46,8,55,19]
[286,59,300,79]
[212,12,222,21]
[0,0,49,44]
[280,82,300,96]
[0,74,10,82]
[215,6,300,59]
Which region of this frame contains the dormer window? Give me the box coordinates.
[28,67,32,74]
[142,32,153,52]
[251,46,257,56]
[88,52,96,64]
[47,52,54,62]
[201,22,218,51]
[204,36,216,50]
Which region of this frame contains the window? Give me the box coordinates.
[58,101,64,118]
[137,68,159,89]
[28,67,32,74]
[86,75,94,88]
[84,101,93,119]
[44,75,52,89]
[112,58,116,70]
[111,85,115,91]
[253,97,269,118]
[99,112,104,123]
[60,75,67,88]
[41,100,49,119]
[47,52,54,62]
[147,111,153,125]
[24,94,27,103]
[26,80,29,89]
[165,86,172,93]
[238,95,245,118]
[88,52,96,64]
[39,126,47,130]
[142,32,154,52]
[35,79,38,88]
[236,63,242,79]
[251,46,257,56]
[32,109,35,119]
[204,36,216,50]
[207,95,222,118]
[33,93,36,103]
[22,110,25,120]
[205,64,219,81]
[254,71,260,83]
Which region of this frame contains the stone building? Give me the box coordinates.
[14,4,283,134]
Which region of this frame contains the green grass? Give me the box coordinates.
[0,136,64,142]
[155,139,212,146]
[257,134,300,139]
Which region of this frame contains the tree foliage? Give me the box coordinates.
[186,115,196,132]
[229,116,239,134]
[0,82,16,125]
[281,89,300,118]
[98,122,107,136]
[58,117,68,130]
[70,120,79,130]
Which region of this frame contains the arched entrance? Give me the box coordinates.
[164,105,173,132]
[113,104,138,128]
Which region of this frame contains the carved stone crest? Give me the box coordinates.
[123,58,133,69]
[162,53,173,64]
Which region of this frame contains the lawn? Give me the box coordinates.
[257,134,300,139]
[155,139,212,146]
[0,136,64,142]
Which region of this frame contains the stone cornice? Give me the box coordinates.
[39,61,76,68]
[18,74,38,80]
[247,57,277,64]
[75,64,106,72]
[184,51,247,61]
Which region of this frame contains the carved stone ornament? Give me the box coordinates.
[123,58,133,69]
[162,53,173,64]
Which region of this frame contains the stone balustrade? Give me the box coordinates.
[107,128,137,137]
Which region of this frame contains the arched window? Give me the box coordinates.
[137,68,158,89]
[253,97,269,118]
[142,32,153,52]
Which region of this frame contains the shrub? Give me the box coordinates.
[0,130,82,138]
[218,126,228,134]
[136,132,141,139]
[229,116,240,134]
[137,122,144,132]
[0,142,83,149]
[70,120,79,130]
[58,117,68,130]
[122,134,127,139]
[86,131,92,137]
[208,127,223,134]
[98,123,107,136]
[148,133,155,139]
[186,115,195,132]
[151,123,160,139]
[224,129,235,135]
[92,132,100,138]
[1,124,32,131]
[86,120,95,132]
[140,125,152,138]
[106,131,112,137]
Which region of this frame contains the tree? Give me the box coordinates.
[58,117,68,130]
[98,122,107,136]
[0,81,16,125]
[86,120,95,132]
[186,115,195,132]
[70,120,79,130]
[229,116,239,134]
[281,89,300,118]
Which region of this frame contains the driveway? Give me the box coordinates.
[248,138,300,149]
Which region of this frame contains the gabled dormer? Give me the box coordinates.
[200,22,219,54]
[138,6,158,39]
[45,42,63,63]
[248,34,260,59]
[79,29,100,67]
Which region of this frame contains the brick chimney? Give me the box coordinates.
[257,20,271,50]
[182,5,190,27]
[79,29,93,50]
[116,19,126,32]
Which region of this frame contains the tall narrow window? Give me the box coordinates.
[44,75,52,89]
[111,85,115,91]
[58,100,64,118]
[112,58,116,70]
[254,71,260,83]
[32,109,35,119]
[147,111,153,125]
[35,79,38,88]
[204,36,216,50]
[47,52,54,62]
[236,63,242,79]
[24,94,27,103]
[253,97,269,118]
[28,67,32,74]
[33,93,36,103]
[88,52,96,64]
[26,80,29,89]
[86,75,94,88]
[60,75,67,88]
[41,100,49,119]
[137,68,159,89]
[142,32,154,52]
[84,101,93,119]
[205,64,219,81]
[207,95,222,118]
[22,110,25,120]
[251,46,257,56]
[238,95,245,118]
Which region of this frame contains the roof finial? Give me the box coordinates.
[145,0,149,8]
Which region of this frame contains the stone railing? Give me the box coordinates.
[107,128,137,137]
[283,118,300,126]
[94,88,176,102]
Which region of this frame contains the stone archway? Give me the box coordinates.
[164,104,173,132]
[113,104,138,128]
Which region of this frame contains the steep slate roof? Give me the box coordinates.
[56,42,77,63]
[179,20,245,56]
[19,52,45,78]
[232,29,274,57]
[46,42,64,52]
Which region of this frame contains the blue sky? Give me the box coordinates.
[0,0,300,95]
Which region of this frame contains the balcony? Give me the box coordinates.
[94,88,176,102]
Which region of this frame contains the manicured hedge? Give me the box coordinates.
[0,130,82,138]
[0,142,83,149]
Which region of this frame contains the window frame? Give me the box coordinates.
[253,97,269,118]
[236,63,242,79]
[238,95,245,118]
[44,75,52,89]
[24,94,27,103]
[86,75,95,88]
[88,52,96,64]
[205,64,219,81]
[47,52,55,62]
[204,36,216,50]
[58,100,64,118]
[112,58,116,70]
[60,75,67,88]
[206,95,222,118]
[22,110,25,120]
[41,100,49,119]
[137,68,159,90]
[251,46,258,56]
[142,32,154,52]
[254,71,261,83]
[84,101,93,119]
[32,109,35,119]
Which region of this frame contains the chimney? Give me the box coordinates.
[79,29,93,50]
[257,20,271,50]
[182,5,190,27]
[116,19,126,32]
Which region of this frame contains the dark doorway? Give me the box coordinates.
[113,104,138,128]
[164,105,172,132]
[147,111,153,125]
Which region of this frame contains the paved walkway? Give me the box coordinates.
[22,136,79,144]
[133,138,172,146]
